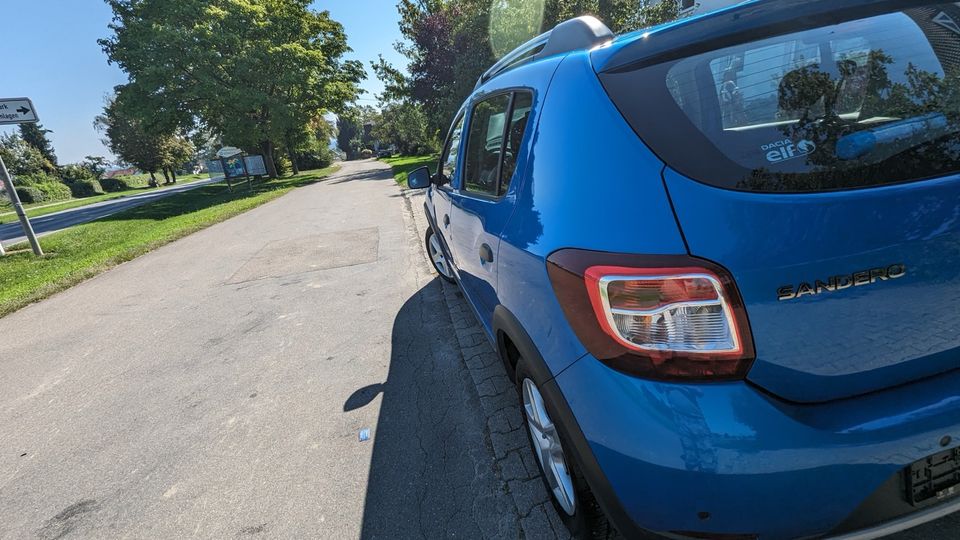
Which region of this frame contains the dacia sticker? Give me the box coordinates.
[761,138,816,163]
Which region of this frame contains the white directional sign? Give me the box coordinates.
[0,98,38,125]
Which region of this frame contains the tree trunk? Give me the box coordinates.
[261,140,278,178]
[149,171,158,187]
[288,149,300,175]
[170,168,178,183]
[161,168,171,184]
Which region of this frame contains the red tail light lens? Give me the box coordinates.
[547,250,755,381]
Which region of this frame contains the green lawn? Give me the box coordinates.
[382,155,437,187]
[0,166,338,318]
[0,174,212,225]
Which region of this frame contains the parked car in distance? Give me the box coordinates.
[409,1,960,538]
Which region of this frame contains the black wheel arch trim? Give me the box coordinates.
[492,304,651,539]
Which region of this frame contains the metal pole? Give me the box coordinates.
[0,155,43,256]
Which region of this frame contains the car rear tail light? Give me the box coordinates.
[547,250,755,381]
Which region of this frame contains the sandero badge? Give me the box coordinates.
[777,264,906,301]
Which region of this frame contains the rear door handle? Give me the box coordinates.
[479,243,494,263]
[443,214,450,227]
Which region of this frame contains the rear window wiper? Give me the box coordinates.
[836,112,953,162]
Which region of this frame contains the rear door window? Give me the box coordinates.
[464,94,510,196]
[602,4,960,192]
[462,91,533,196]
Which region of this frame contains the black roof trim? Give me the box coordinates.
[597,0,922,74]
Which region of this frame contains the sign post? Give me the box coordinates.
[0,97,43,256]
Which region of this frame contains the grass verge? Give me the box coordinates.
[0,174,211,225]
[0,166,338,318]
[382,155,437,187]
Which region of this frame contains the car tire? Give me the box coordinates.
[515,359,615,539]
[425,227,455,283]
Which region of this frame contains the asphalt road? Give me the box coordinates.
[0,176,221,247]
[0,159,956,539]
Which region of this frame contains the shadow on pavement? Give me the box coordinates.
[358,277,520,538]
[328,162,392,186]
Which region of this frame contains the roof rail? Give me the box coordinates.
[476,15,612,89]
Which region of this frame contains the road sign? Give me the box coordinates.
[0,98,38,125]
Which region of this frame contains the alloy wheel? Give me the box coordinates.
[522,378,576,516]
[429,232,453,279]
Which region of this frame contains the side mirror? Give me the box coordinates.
[407,166,431,189]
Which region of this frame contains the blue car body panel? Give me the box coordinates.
[445,61,557,327]
[555,354,960,538]
[496,51,688,376]
[663,169,960,403]
[419,2,960,536]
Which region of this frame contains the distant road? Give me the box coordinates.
[0,176,222,247]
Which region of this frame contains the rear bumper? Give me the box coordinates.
[828,496,960,540]
[554,357,960,539]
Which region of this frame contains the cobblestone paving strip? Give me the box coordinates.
[402,189,571,540]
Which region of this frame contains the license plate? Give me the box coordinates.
[906,447,960,506]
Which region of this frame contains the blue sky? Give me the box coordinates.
[1,0,406,164]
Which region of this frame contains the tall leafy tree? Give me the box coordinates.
[336,105,378,159]
[336,110,361,160]
[372,101,436,155]
[94,91,168,186]
[378,0,681,139]
[100,0,365,178]
[19,123,58,167]
[0,134,56,177]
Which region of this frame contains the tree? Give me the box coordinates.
[94,91,168,186]
[336,111,361,160]
[82,156,111,179]
[377,0,683,137]
[0,133,55,177]
[100,0,365,179]
[372,101,437,155]
[336,105,378,159]
[158,136,195,183]
[19,123,58,167]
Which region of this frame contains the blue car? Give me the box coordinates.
[407,1,960,537]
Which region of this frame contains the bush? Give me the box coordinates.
[100,175,152,192]
[67,179,105,198]
[99,177,140,192]
[13,172,58,187]
[294,147,333,171]
[60,163,97,183]
[14,186,44,203]
[360,148,373,159]
[35,182,72,202]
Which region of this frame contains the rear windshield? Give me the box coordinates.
[600,4,960,192]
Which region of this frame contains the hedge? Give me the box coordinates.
[35,182,72,202]
[100,176,148,192]
[14,186,45,204]
[67,179,105,198]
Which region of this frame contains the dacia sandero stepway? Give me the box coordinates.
[406,1,960,537]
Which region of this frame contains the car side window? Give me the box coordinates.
[438,115,464,186]
[499,92,532,195]
[463,94,512,196]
